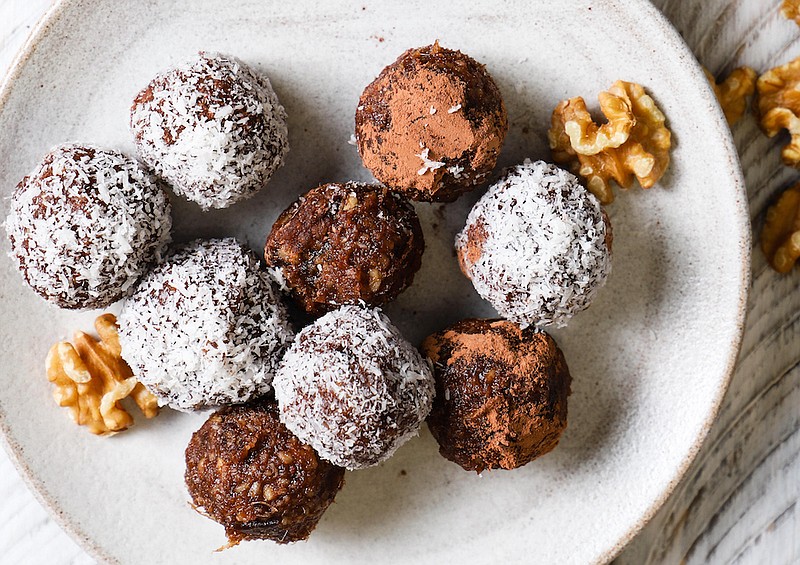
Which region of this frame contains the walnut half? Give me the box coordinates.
[704,67,757,126]
[782,0,800,26]
[46,313,158,435]
[756,57,800,168]
[549,80,671,204]
[761,183,800,274]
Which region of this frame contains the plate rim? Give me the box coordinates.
[0,0,751,563]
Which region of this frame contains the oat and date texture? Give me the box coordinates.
[185,399,345,546]
[355,41,508,202]
[422,319,571,473]
[549,80,671,205]
[4,143,172,309]
[264,182,424,315]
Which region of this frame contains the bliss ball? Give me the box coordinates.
[4,143,172,310]
[264,182,424,315]
[130,52,288,210]
[118,238,294,411]
[456,160,612,329]
[185,399,345,546]
[273,305,435,470]
[355,41,508,202]
[421,319,571,473]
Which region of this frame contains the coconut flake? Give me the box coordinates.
[272,304,435,470]
[4,144,172,309]
[447,164,465,178]
[118,238,294,411]
[130,52,289,210]
[455,159,611,329]
[416,147,446,176]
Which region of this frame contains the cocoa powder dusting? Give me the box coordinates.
[457,219,488,276]
[421,319,571,473]
[355,43,508,202]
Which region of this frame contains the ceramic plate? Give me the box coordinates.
[0,0,749,563]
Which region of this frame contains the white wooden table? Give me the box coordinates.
[0,1,798,564]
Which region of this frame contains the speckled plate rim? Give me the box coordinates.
[0,1,751,563]
[0,5,117,562]
[595,3,750,562]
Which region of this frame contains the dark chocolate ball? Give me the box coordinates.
[264,182,424,315]
[185,399,345,546]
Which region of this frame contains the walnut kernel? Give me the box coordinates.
[549,80,671,204]
[560,92,633,155]
[782,0,800,25]
[704,67,757,126]
[761,183,800,273]
[757,57,800,168]
[46,313,158,435]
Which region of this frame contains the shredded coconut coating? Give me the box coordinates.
[130,52,289,210]
[456,160,611,329]
[273,305,435,470]
[4,143,172,310]
[118,238,294,411]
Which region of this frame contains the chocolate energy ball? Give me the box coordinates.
[185,399,345,546]
[118,238,293,411]
[4,143,172,310]
[264,182,424,315]
[421,319,571,473]
[355,42,508,202]
[130,52,288,210]
[456,160,612,329]
[273,305,435,470]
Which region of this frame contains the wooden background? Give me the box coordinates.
[0,0,797,563]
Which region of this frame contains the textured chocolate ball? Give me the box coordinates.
[130,52,288,209]
[456,160,612,329]
[118,238,293,411]
[264,182,424,315]
[185,399,345,546]
[421,319,571,473]
[355,42,508,202]
[273,305,435,470]
[4,143,172,309]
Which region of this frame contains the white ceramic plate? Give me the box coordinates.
[0,1,749,563]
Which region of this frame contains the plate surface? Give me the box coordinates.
[0,0,749,563]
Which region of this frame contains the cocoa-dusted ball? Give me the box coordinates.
[273,305,435,470]
[4,143,172,309]
[130,52,288,210]
[421,319,571,473]
[185,399,345,546]
[264,182,424,315]
[355,42,508,202]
